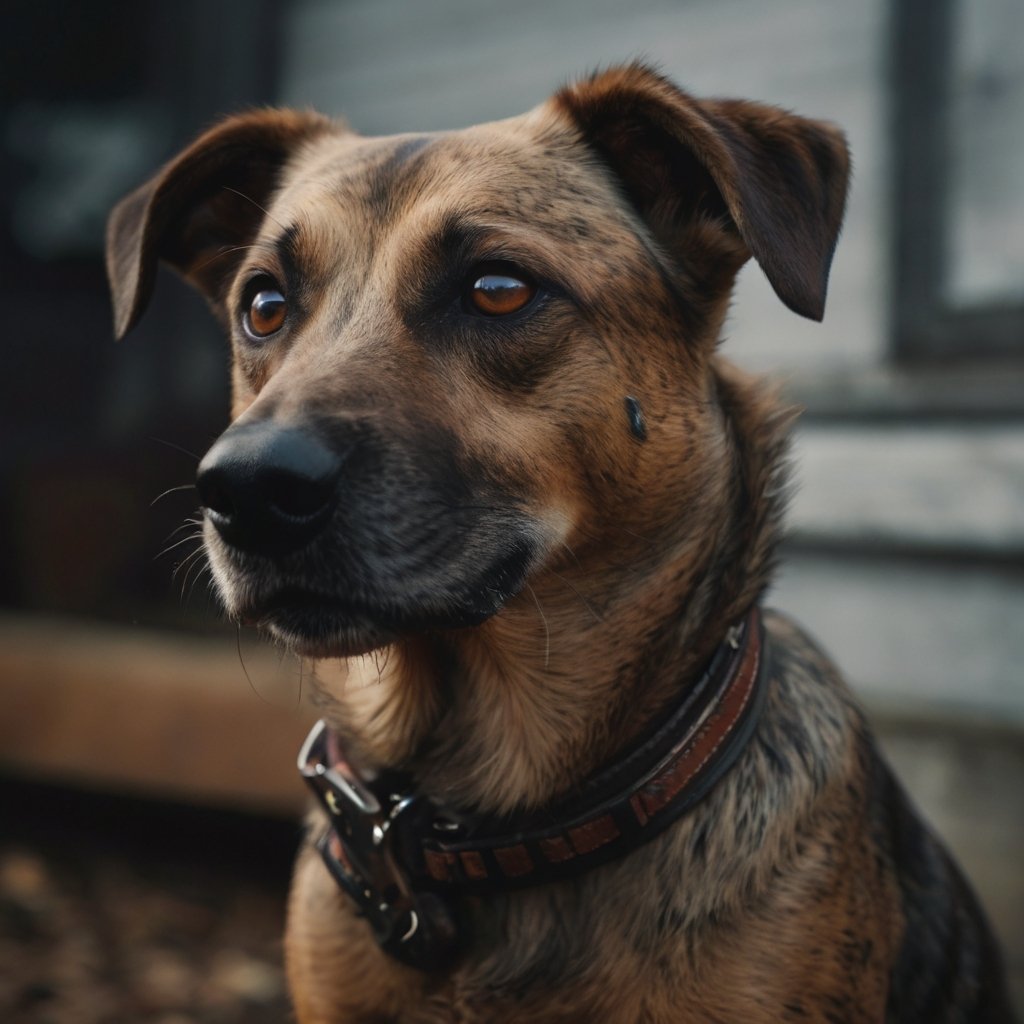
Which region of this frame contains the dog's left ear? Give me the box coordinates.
[106,109,333,340]
[553,65,850,321]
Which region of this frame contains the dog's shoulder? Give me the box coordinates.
[758,607,866,770]
[872,755,1018,1022]
[763,609,1016,1022]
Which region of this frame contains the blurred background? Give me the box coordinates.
[1,0,1021,1019]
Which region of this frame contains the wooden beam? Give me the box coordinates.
[0,615,315,815]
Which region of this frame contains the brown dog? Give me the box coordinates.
[107,65,1015,1022]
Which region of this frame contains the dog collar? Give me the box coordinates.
[298,605,767,971]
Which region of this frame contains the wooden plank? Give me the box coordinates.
[775,551,1024,721]
[791,424,1024,554]
[0,616,315,815]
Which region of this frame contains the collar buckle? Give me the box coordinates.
[297,720,459,970]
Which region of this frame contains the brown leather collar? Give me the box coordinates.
[298,605,767,971]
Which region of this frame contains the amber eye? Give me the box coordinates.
[245,287,287,338]
[468,271,536,317]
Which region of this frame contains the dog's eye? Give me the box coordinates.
[468,271,536,317]
[245,287,287,338]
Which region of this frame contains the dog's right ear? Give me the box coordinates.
[553,64,850,322]
[105,109,332,340]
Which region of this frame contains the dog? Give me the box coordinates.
[106,64,1015,1023]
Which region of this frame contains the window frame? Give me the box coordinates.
[889,0,1024,362]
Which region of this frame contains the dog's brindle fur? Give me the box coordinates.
[107,66,1014,1022]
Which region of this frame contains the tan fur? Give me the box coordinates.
[107,65,1014,1023]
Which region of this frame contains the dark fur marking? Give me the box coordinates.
[624,396,647,441]
[263,222,317,322]
[875,754,1016,1022]
[365,135,433,220]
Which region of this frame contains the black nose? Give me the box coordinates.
[196,421,343,556]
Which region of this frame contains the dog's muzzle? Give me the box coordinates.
[196,420,344,556]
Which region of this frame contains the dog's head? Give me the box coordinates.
[107,65,848,659]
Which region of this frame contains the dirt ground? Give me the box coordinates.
[0,778,296,1024]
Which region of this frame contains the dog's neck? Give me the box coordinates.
[313,358,792,817]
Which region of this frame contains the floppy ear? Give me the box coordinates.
[105,109,333,340]
[553,64,850,321]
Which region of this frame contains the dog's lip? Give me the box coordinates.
[240,586,394,627]
[240,586,404,657]
[233,538,537,652]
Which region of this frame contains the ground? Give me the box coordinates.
[0,779,296,1024]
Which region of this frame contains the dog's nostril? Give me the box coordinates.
[196,471,237,520]
[263,469,335,520]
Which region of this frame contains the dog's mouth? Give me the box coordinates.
[238,587,410,658]
[234,538,537,657]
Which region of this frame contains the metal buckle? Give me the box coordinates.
[297,720,459,970]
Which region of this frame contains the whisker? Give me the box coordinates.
[160,517,204,546]
[172,541,205,576]
[156,531,204,562]
[525,583,551,669]
[149,436,202,462]
[184,562,213,605]
[558,540,585,572]
[546,568,603,625]
[236,624,274,707]
[616,525,659,548]
[221,185,289,234]
[150,482,198,507]
[190,241,266,277]
[174,547,208,596]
